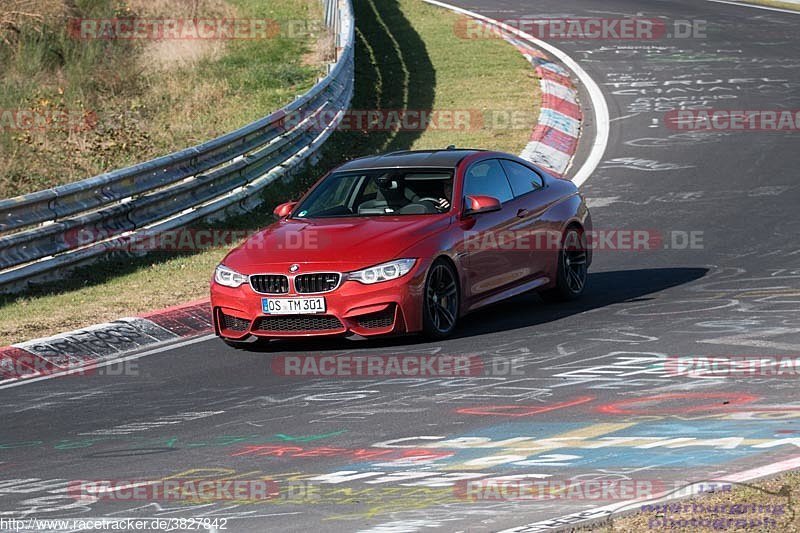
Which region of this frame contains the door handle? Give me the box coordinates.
[516,208,529,218]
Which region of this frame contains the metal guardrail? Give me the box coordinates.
[0,0,354,292]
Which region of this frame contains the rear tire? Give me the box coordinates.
[422,259,460,339]
[541,226,588,302]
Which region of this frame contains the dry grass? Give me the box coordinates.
[0,0,324,198]
[141,39,226,70]
[576,472,800,532]
[737,0,800,10]
[125,0,232,18]
[1,0,68,37]
[304,30,335,66]
[132,0,232,70]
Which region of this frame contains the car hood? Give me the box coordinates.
[222,215,448,273]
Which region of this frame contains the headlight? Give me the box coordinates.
[214,264,249,288]
[347,259,416,284]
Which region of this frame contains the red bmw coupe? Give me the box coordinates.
[211,148,591,344]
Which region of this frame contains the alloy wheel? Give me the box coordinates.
[425,263,458,334]
[563,230,588,294]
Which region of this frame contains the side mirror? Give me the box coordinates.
[273,201,297,219]
[463,195,501,217]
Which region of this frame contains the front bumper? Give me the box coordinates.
[211,269,426,340]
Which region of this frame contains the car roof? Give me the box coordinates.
[335,149,485,172]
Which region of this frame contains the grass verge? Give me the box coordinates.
[0,0,324,198]
[577,472,800,532]
[0,0,539,345]
[734,0,800,10]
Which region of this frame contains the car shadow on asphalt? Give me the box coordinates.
[240,266,708,353]
[453,266,709,339]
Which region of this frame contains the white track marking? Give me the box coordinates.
[421,0,610,188]
[0,334,216,391]
[706,0,800,14]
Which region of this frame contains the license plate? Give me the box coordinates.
[262,297,326,315]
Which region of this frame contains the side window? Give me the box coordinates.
[500,160,544,198]
[357,175,379,204]
[329,175,359,206]
[463,159,514,204]
[362,177,378,196]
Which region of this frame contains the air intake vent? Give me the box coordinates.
[253,315,344,332]
[250,275,290,294]
[356,308,395,329]
[295,273,340,293]
[220,312,250,332]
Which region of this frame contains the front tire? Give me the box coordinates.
[422,259,460,339]
[541,226,588,302]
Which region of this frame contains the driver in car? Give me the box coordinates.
[435,180,453,211]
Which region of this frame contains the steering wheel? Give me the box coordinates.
[417,197,448,212]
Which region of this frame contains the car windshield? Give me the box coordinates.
[293,169,454,218]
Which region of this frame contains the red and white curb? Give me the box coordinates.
[422,0,609,189]
[469,23,583,177]
[0,300,211,385]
